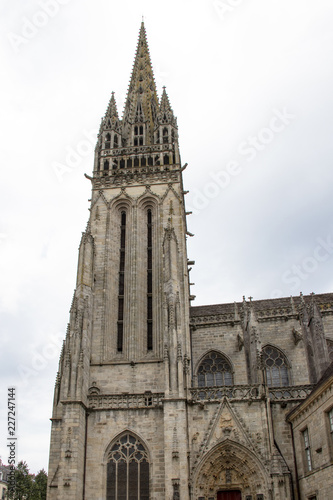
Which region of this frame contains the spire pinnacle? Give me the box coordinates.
[159,86,176,126]
[100,91,120,134]
[122,23,159,143]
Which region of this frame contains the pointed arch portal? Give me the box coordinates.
[194,440,268,500]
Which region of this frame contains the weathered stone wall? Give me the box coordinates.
[289,379,333,500]
[84,407,165,499]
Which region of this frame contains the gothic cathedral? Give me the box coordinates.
[47,23,333,500]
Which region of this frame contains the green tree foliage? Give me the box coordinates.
[31,469,47,500]
[6,461,47,500]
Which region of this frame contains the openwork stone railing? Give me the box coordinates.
[189,384,314,403]
[268,385,314,401]
[88,392,164,410]
[190,385,261,402]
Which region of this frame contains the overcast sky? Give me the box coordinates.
[1,0,333,475]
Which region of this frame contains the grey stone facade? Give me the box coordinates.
[47,23,333,500]
[287,363,333,500]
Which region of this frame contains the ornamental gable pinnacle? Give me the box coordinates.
[158,87,176,127]
[100,92,120,133]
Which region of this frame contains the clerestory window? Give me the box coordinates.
[263,345,290,387]
[197,351,233,387]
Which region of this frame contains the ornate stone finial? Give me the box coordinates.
[164,344,169,359]
[172,426,179,459]
[256,350,263,370]
[183,354,190,374]
[177,342,182,361]
[65,350,71,366]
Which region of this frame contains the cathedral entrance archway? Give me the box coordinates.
[193,440,268,500]
[217,491,241,500]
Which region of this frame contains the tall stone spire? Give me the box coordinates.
[122,21,159,144]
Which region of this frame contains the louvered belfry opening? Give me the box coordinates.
[147,209,153,351]
[117,211,126,352]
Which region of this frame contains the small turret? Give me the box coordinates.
[155,86,178,147]
[99,92,122,150]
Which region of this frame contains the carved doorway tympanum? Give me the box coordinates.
[217,491,241,500]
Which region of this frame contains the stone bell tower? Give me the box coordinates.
[47,22,192,500]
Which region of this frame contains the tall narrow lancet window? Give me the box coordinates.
[134,125,144,146]
[105,133,111,149]
[117,212,126,352]
[106,433,150,500]
[163,127,168,144]
[147,209,153,351]
[263,345,290,387]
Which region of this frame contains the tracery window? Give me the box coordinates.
[197,351,233,387]
[263,345,290,387]
[106,433,149,500]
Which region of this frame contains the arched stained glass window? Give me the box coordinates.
[106,433,149,500]
[197,351,233,387]
[263,345,290,387]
